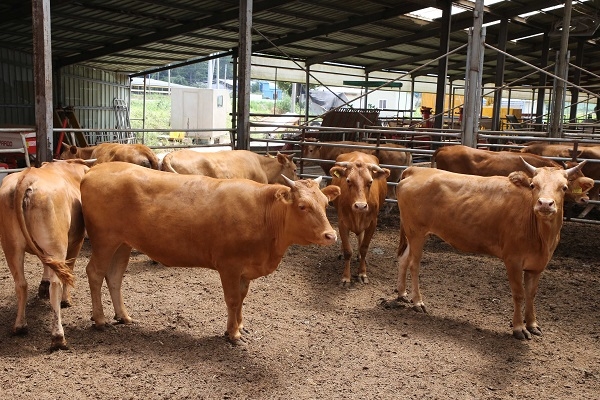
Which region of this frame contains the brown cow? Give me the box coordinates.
[302,139,412,200]
[60,142,160,169]
[161,149,298,184]
[521,143,600,217]
[434,145,594,206]
[329,152,390,285]
[80,162,340,346]
[395,160,586,340]
[0,159,92,350]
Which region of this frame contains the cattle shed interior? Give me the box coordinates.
[3,1,600,218]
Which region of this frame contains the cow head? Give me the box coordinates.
[519,157,588,218]
[562,161,595,205]
[279,175,340,246]
[330,160,390,212]
[301,138,321,159]
[59,143,80,160]
[276,152,298,181]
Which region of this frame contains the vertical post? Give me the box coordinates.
[434,0,452,129]
[461,0,485,147]
[32,0,53,165]
[492,18,508,131]
[550,0,572,138]
[535,34,550,130]
[237,0,252,150]
[231,56,238,146]
[305,65,310,125]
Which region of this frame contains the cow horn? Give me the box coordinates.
[565,160,587,177]
[520,157,537,175]
[367,163,385,173]
[335,161,352,168]
[314,176,323,185]
[281,174,296,187]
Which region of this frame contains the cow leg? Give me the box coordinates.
[397,235,426,312]
[357,223,377,284]
[48,269,68,351]
[5,247,28,335]
[219,271,245,345]
[38,265,51,300]
[505,264,529,340]
[237,277,251,335]
[60,242,82,308]
[524,270,543,337]
[86,243,120,329]
[105,244,134,325]
[338,222,353,286]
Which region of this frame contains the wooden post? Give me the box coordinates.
[31,0,53,165]
[237,0,252,150]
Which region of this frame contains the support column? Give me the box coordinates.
[237,0,252,150]
[492,18,508,131]
[434,0,452,129]
[32,0,53,165]
[461,0,485,148]
[550,0,572,138]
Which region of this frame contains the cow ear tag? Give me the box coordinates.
[332,170,340,178]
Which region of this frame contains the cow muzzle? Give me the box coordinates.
[353,202,368,212]
[322,231,338,245]
[534,198,557,216]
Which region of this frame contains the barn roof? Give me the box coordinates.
[2,1,600,87]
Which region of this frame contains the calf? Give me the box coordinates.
[60,142,159,169]
[0,160,91,350]
[329,152,390,285]
[161,149,298,184]
[395,160,586,339]
[80,162,340,345]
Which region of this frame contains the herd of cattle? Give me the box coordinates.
[0,139,596,350]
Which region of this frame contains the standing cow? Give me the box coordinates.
[80,162,340,345]
[302,139,412,201]
[0,159,92,350]
[60,142,160,170]
[161,149,298,184]
[395,160,586,339]
[433,145,594,206]
[329,152,390,285]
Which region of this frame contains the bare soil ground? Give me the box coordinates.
[0,207,599,399]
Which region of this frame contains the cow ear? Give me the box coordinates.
[579,177,595,193]
[508,171,531,188]
[322,185,340,202]
[330,166,345,179]
[274,187,293,203]
[375,168,391,179]
[276,152,287,165]
[69,145,78,155]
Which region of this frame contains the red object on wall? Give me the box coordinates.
[420,106,433,128]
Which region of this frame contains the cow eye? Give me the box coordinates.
[367,180,373,187]
[299,204,306,211]
[346,178,351,185]
[529,183,535,189]
[562,185,568,192]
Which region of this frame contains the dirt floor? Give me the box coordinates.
[0,207,599,399]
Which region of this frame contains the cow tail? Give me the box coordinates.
[148,152,160,170]
[397,218,408,257]
[14,174,75,287]
[430,148,440,168]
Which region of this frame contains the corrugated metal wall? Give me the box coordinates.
[0,48,34,126]
[0,47,131,143]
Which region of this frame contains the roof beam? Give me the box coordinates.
[55,0,283,68]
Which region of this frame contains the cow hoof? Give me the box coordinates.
[113,316,134,325]
[397,295,411,304]
[513,328,532,340]
[50,336,68,352]
[341,280,352,287]
[225,332,248,346]
[527,326,543,336]
[240,327,251,336]
[357,276,369,284]
[412,304,427,313]
[60,300,72,308]
[38,280,50,299]
[13,326,28,336]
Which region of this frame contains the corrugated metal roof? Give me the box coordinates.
[1,0,600,88]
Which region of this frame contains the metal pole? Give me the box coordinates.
[550,0,572,138]
[237,0,252,150]
[461,0,485,148]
